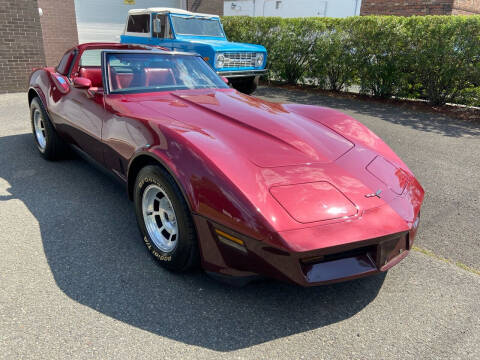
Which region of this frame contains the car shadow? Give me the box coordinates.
[256,86,480,138]
[0,133,386,351]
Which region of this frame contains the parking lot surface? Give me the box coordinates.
[1,88,479,359]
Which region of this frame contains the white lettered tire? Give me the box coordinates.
[134,165,199,271]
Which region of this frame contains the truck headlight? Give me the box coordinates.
[215,53,225,69]
[255,53,264,67]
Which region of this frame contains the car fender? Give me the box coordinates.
[28,69,68,131]
[28,86,47,108]
[126,138,282,248]
[28,70,49,107]
[127,148,193,211]
[171,41,216,67]
[284,103,413,175]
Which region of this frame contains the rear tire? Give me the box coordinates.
[134,165,199,272]
[30,97,65,160]
[230,76,258,95]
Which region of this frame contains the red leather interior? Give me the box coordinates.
[117,73,134,89]
[101,67,177,91]
[144,68,176,87]
[110,68,135,89]
[79,67,103,88]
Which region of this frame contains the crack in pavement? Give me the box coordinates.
[413,246,480,276]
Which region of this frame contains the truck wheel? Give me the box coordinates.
[230,76,258,95]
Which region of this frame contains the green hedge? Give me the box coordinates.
[222,15,480,106]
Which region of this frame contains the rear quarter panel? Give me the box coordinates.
[29,69,52,108]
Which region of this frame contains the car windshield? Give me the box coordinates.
[105,52,229,94]
[170,15,224,37]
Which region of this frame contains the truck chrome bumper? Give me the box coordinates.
[217,69,267,78]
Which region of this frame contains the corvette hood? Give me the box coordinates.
[110,89,354,167]
[169,90,354,167]
[107,89,421,234]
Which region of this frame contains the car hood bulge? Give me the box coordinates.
[110,89,354,167]
[169,90,354,167]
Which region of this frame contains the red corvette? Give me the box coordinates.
[28,43,424,286]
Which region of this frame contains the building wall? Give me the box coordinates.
[360,0,457,15]
[225,0,479,17]
[38,0,79,67]
[0,0,46,93]
[188,0,224,15]
[452,0,480,14]
[224,0,362,18]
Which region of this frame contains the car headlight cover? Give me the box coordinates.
[215,53,225,69]
[270,181,357,223]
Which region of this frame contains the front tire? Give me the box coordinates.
[230,76,259,95]
[134,165,199,272]
[30,97,65,160]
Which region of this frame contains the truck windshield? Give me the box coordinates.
[105,52,229,94]
[170,15,224,37]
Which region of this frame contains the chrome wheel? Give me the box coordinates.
[33,109,46,150]
[142,184,178,252]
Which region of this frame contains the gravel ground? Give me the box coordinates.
[0,88,479,359]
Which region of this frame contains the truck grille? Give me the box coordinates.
[223,52,257,69]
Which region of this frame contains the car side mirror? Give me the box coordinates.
[73,77,92,89]
[221,76,229,85]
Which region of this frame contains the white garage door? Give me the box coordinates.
[76,0,182,43]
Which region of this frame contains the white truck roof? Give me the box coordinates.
[127,7,220,18]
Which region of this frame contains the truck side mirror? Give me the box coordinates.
[153,18,162,35]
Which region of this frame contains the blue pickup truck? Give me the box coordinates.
[120,7,267,94]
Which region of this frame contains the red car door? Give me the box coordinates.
[60,84,107,164]
[50,49,108,165]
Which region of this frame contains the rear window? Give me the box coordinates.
[79,49,102,67]
[127,14,150,33]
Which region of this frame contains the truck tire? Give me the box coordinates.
[230,76,258,95]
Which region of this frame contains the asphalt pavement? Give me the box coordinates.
[0,88,479,359]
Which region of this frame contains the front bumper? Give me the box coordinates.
[299,232,411,285]
[193,211,419,287]
[216,69,267,78]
